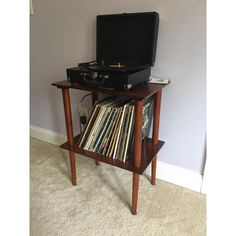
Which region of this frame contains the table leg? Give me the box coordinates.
[68,151,76,186]
[131,173,139,215]
[92,92,99,166]
[131,100,143,215]
[151,157,157,185]
[62,88,77,186]
[151,90,162,185]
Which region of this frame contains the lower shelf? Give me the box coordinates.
[60,134,165,174]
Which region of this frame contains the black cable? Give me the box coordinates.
[79,93,92,133]
[81,93,92,103]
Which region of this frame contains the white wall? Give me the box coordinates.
[30,0,206,173]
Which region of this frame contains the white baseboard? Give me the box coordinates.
[30,125,66,146]
[30,125,203,193]
[145,162,203,193]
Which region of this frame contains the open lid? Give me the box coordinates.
[96,12,159,67]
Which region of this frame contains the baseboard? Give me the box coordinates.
[30,125,66,146]
[30,125,203,192]
[145,162,203,192]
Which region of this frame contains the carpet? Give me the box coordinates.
[30,138,206,236]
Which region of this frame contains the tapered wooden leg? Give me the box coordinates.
[151,157,157,185]
[92,92,100,166]
[62,88,77,186]
[69,151,77,185]
[151,90,162,185]
[131,100,143,214]
[131,173,139,215]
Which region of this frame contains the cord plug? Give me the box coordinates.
[80,115,87,126]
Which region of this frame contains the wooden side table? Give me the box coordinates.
[52,80,168,214]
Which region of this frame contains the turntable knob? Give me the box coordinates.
[92,72,98,79]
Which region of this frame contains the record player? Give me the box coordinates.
[66,12,159,89]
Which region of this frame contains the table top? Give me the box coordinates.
[52,80,168,100]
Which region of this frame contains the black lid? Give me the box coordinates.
[96,12,159,67]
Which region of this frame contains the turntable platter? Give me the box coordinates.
[87,64,147,72]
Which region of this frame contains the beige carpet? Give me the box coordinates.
[30,138,206,236]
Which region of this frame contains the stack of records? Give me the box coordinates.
[78,96,154,163]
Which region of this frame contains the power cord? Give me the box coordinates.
[79,93,92,133]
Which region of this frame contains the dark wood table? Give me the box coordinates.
[52,80,168,214]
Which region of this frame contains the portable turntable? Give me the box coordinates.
[66,12,159,89]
